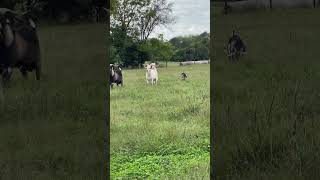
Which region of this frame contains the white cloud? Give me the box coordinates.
[150,0,210,40]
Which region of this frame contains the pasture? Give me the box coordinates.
[110,63,210,179]
[213,7,320,179]
[0,24,106,179]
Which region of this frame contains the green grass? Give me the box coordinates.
[0,23,106,179]
[110,63,210,179]
[212,7,320,179]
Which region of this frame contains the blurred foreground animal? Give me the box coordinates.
[110,64,123,88]
[226,30,246,62]
[180,72,188,80]
[145,63,158,85]
[0,8,41,82]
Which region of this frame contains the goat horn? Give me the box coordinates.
[103,7,110,13]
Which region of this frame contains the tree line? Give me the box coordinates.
[110,32,210,67]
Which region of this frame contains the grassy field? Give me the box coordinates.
[110,63,210,179]
[212,7,320,179]
[0,24,106,179]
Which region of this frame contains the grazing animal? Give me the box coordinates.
[226,30,246,62]
[110,64,123,88]
[180,72,188,80]
[0,9,41,82]
[145,63,158,85]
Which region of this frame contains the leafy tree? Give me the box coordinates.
[169,32,210,62]
[137,0,174,41]
[110,0,118,15]
[111,0,174,40]
[111,0,150,40]
[110,45,121,64]
[110,0,174,67]
[140,34,174,67]
[123,42,149,67]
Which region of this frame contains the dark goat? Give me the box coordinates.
[226,30,246,62]
[0,9,41,82]
[110,64,123,88]
[180,72,188,80]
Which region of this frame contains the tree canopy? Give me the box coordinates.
[110,0,176,67]
[170,32,210,62]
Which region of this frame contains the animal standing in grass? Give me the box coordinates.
[226,30,246,62]
[0,8,41,82]
[180,72,188,80]
[145,63,158,85]
[110,64,123,88]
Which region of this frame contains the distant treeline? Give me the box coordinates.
[170,32,210,62]
[0,0,107,23]
[110,32,210,67]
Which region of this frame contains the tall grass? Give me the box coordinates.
[0,24,106,179]
[212,7,320,179]
[110,63,210,179]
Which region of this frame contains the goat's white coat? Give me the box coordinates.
[145,63,158,85]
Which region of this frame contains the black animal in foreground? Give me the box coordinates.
[180,72,188,80]
[0,8,41,82]
[110,64,123,88]
[226,30,246,62]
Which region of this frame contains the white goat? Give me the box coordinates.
[145,63,158,85]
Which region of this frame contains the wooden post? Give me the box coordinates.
[270,0,272,9]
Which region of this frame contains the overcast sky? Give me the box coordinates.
[149,0,210,40]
